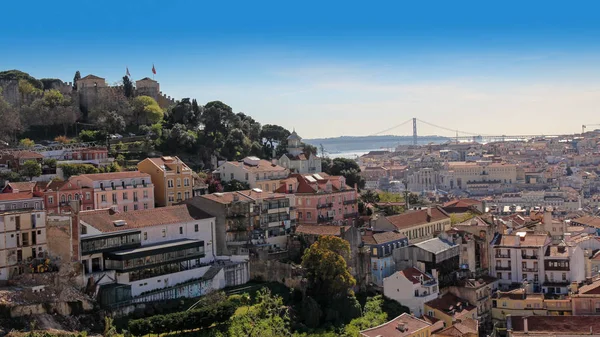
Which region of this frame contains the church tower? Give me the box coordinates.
[287,130,303,157]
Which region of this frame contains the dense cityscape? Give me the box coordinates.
[0,68,598,336]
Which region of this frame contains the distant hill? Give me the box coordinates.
[303,135,451,153]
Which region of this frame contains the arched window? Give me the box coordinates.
[68,195,72,201]
[61,195,66,203]
[75,194,80,200]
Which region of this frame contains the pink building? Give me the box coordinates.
[275,173,358,226]
[66,171,155,213]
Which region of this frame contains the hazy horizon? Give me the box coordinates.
[3,1,600,139]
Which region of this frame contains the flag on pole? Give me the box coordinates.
[152,64,156,75]
[126,67,131,77]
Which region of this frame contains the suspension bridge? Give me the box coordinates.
[369,118,575,144]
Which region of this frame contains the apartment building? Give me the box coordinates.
[374,207,451,243]
[491,232,551,291]
[492,289,572,327]
[65,171,155,213]
[362,230,409,286]
[543,245,585,295]
[183,190,294,256]
[0,191,44,212]
[506,316,600,337]
[424,293,478,328]
[138,156,194,207]
[447,276,499,331]
[214,156,289,190]
[0,208,47,280]
[275,173,358,226]
[383,267,439,317]
[79,205,217,298]
[571,278,600,315]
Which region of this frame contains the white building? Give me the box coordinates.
[383,267,439,317]
[278,131,322,174]
[214,156,289,190]
[78,205,228,298]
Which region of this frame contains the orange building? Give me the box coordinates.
[137,156,194,207]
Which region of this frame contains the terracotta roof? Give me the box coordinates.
[4,181,37,192]
[577,279,600,295]
[360,313,432,337]
[80,74,105,80]
[495,233,549,247]
[385,207,450,230]
[143,156,191,171]
[425,293,476,316]
[397,267,433,284]
[199,190,287,204]
[442,198,481,208]
[571,216,600,228]
[12,151,43,159]
[275,173,353,194]
[454,216,490,228]
[510,315,600,334]
[80,171,150,181]
[367,231,407,245]
[434,318,478,336]
[295,225,349,237]
[79,205,196,233]
[0,191,42,201]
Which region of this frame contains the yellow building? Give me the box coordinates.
[137,156,194,207]
[0,209,48,280]
[424,293,478,328]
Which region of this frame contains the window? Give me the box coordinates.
[23,203,28,208]
[134,204,138,210]
[298,212,303,219]
[161,229,166,237]
[184,178,190,186]
[168,180,174,188]
[307,212,312,220]
[123,192,128,200]
[245,173,249,181]
[101,194,107,202]
[112,193,117,204]
[143,232,148,240]
[179,227,183,234]
[143,203,148,209]
[143,190,148,198]
[185,191,190,199]
[177,178,181,187]
[230,173,234,180]
[372,247,378,256]
[48,196,54,204]
[508,272,512,279]
[194,224,199,232]
[123,206,128,212]
[562,273,567,281]
[372,261,378,270]
[177,192,182,201]
[86,192,91,200]
[427,310,434,317]
[67,195,72,201]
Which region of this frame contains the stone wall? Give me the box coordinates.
[250,259,305,290]
[0,80,20,106]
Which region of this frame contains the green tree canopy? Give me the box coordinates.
[223,179,250,192]
[122,75,134,98]
[228,288,291,337]
[322,157,365,191]
[20,160,42,180]
[73,70,81,90]
[301,236,356,300]
[132,95,163,126]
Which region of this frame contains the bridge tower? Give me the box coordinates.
[412,118,417,145]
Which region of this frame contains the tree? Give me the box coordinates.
[223,179,250,192]
[361,190,380,204]
[301,236,356,300]
[123,75,134,98]
[19,138,34,148]
[98,111,126,134]
[132,95,163,127]
[103,316,117,337]
[228,288,291,337]
[408,193,420,206]
[261,124,291,158]
[0,91,21,143]
[20,160,42,180]
[342,296,388,337]
[303,143,318,157]
[73,71,81,90]
[323,158,365,191]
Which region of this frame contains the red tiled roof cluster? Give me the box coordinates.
[385,207,450,230]
[79,205,196,233]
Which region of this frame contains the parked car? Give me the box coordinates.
[110,134,123,139]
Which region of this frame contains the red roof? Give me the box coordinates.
[385,207,450,230]
[360,313,432,337]
[442,198,481,208]
[0,191,41,201]
[398,267,433,284]
[275,173,353,194]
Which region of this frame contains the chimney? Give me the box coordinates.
[396,322,406,332]
[523,316,528,334]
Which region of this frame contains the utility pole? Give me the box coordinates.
[403,179,410,210]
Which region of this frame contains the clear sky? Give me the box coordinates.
[2,0,600,139]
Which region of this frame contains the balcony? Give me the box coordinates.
[343,199,357,205]
[496,266,511,271]
[522,255,539,260]
[344,212,358,219]
[522,267,539,272]
[317,203,333,209]
[495,253,511,259]
[317,216,334,224]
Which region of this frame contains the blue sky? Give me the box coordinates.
[2,0,600,138]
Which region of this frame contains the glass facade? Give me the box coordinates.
[81,231,141,255]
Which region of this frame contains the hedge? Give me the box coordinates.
[128,300,235,336]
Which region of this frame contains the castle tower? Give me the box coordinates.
[287,130,303,156]
[135,77,160,102]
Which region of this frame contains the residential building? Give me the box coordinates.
[360,313,444,337]
[506,315,600,337]
[361,229,409,286]
[490,232,551,291]
[453,216,494,274]
[447,276,499,332]
[138,156,194,207]
[395,237,460,288]
[383,267,439,317]
[374,207,451,243]
[79,205,225,298]
[182,190,294,256]
[66,171,154,213]
[543,245,585,295]
[0,191,44,211]
[2,181,37,194]
[214,156,289,190]
[424,293,478,328]
[0,208,47,280]
[571,278,600,315]
[277,130,322,174]
[0,151,44,171]
[432,318,478,337]
[275,173,358,226]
